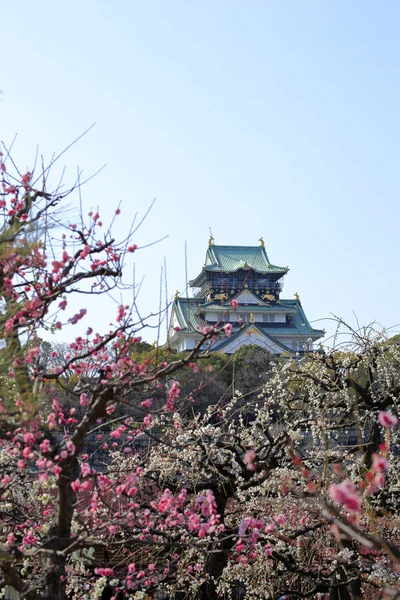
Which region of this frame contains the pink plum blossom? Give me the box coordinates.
[378,411,398,428]
[329,480,361,512]
[244,449,256,471]
[224,323,233,337]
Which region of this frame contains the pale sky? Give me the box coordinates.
[1,0,400,346]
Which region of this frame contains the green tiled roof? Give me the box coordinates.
[290,301,325,337]
[172,297,324,339]
[173,298,205,332]
[254,325,323,338]
[204,245,287,274]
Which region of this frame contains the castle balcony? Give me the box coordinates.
[193,279,283,296]
[218,279,283,292]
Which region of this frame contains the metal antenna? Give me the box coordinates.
[164,256,169,344]
[185,240,189,301]
[156,265,163,351]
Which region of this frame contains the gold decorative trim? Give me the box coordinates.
[247,326,259,336]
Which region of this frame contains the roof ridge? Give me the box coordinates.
[211,244,265,249]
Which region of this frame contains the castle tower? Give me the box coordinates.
[168,238,324,355]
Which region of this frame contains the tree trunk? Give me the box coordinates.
[43,456,80,600]
[197,492,234,600]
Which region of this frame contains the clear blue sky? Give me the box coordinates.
[1,0,400,346]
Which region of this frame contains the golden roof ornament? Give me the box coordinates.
[294,292,300,301]
[249,312,255,323]
[174,290,180,300]
[208,235,214,247]
[258,236,265,247]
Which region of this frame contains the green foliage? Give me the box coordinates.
[232,344,278,395]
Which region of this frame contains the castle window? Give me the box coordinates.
[263,314,275,322]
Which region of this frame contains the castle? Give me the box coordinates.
[168,238,324,355]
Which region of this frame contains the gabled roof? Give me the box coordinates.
[200,288,272,308]
[214,323,296,354]
[201,245,287,275]
[202,303,296,314]
[233,289,267,305]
